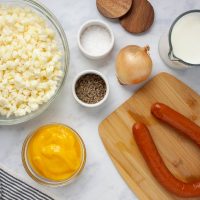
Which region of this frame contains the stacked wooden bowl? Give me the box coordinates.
[96,0,154,34]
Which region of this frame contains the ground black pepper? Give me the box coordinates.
[75,74,107,104]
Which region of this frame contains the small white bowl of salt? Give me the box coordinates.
[78,20,114,59]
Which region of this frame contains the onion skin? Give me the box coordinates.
[116,45,152,85]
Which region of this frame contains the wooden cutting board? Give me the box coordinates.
[99,73,200,200]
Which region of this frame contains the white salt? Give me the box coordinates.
[80,25,111,56]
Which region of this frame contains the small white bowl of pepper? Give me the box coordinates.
[72,70,109,108]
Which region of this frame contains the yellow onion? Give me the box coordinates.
[116,45,152,85]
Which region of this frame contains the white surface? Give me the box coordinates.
[1,0,200,200]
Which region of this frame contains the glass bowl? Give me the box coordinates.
[0,0,69,125]
[22,123,86,186]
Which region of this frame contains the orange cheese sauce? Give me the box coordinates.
[27,124,84,181]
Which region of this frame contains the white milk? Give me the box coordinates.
[171,12,200,65]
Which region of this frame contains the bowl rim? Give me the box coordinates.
[72,70,109,108]
[21,123,86,186]
[0,0,70,125]
[77,19,114,59]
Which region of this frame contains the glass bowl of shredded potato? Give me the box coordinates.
[0,0,69,125]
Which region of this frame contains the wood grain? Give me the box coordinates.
[120,0,154,34]
[96,0,132,19]
[99,73,200,200]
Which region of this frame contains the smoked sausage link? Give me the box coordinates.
[133,123,200,197]
[151,102,200,146]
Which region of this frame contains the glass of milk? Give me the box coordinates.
[159,10,200,69]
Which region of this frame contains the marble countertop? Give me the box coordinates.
[1,0,200,199]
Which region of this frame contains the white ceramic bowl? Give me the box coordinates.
[72,70,109,108]
[77,20,114,59]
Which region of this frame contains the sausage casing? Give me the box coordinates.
[151,102,200,146]
[133,123,200,197]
